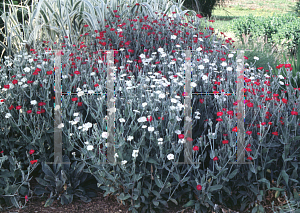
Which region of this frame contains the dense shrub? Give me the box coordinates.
[228,13,300,57]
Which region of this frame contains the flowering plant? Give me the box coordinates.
[0,1,300,212]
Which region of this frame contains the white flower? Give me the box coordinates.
[127,136,134,141]
[171,35,177,40]
[254,56,259,60]
[24,67,31,72]
[157,48,164,53]
[228,54,234,58]
[31,100,37,105]
[167,154,174,160]
[142,102,147,107]
[178,139,185,144]
[73,112,79,117]
[5,113,12,118]
[191,82,197,87]
[227,67,233,71]
[121,160,127,165]
[158,138,163,142]
[98,60,103,64]
[158,142,163,145]
[195,115,200,119]
[142,125,147,128]
[198,65,205,70]
[114,153,119,158]
[102,132,109,139]
[148,126,154,132]
[138,117,147,122]
[175,44,181,48]
[119,118,125,123]
[237,59,242,63]
[158,93,165,99]
[221,62,227,67]
[171,98,177,103]
[196,47,202,51]
[175,130,181,134]
[132,150,139,158]
[203,59,209,63]
[88,90,95,94]
[139,54,146,59]
[77,91,84,97]
[202,75,208,80]
[176,116,182,121]
[133,110,140,113]
[278,75,284,79]
[83,122,93,129]
[28,58,33,63]
[57,123,64,129]
[279,81,284,85]
[55,105,60,111]
[87,145,94,150]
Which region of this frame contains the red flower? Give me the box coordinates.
[27,110,32,114]
[244,56,248,60]
[0,151,3,154]
[282,98,288,104]
[196,14,203,18]
[213,156,219,161]
[199,99,204,104]
[29,149,35,155]
[222,140,229,144]
[291,111,298,115]
[232,127,238,132]
[187,137,193,142]
[247,102,254,107]
[246,144,251,148]
[25,195,28,202]
[30,159,38,164]
[193,146,199,151]
[196,185,202,190]
[220,58,226,61]
[178,134,184,139]
[146,116,153,122]
[257,67,263,70]
[246,131,252,135]
[247,157,253,161]
[216,118,223,122]
[272,132,278,136]
[84,24,89,27]
[245,148,252,152]
[78,102,83,106]
[16,106,22,110]
[38,102,46,106]
[217,112,223,116]
[227,110,234,116]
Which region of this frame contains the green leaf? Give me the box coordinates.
[228,169,239,179]
[182,200,195,208]
[35,177,49,187]
[208,185,223,192]
[281,170,289,186]
[44,197,55,207]
[34,186,50,195]
[154,176,164,188]
[152,200,159,206]
[152,190,162,199]
[42,162,55,177]
[168,198,178,205]
[172,173,181,182]
[117,192,131,201]
[147,158,159,165]
[258,178,270,189]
